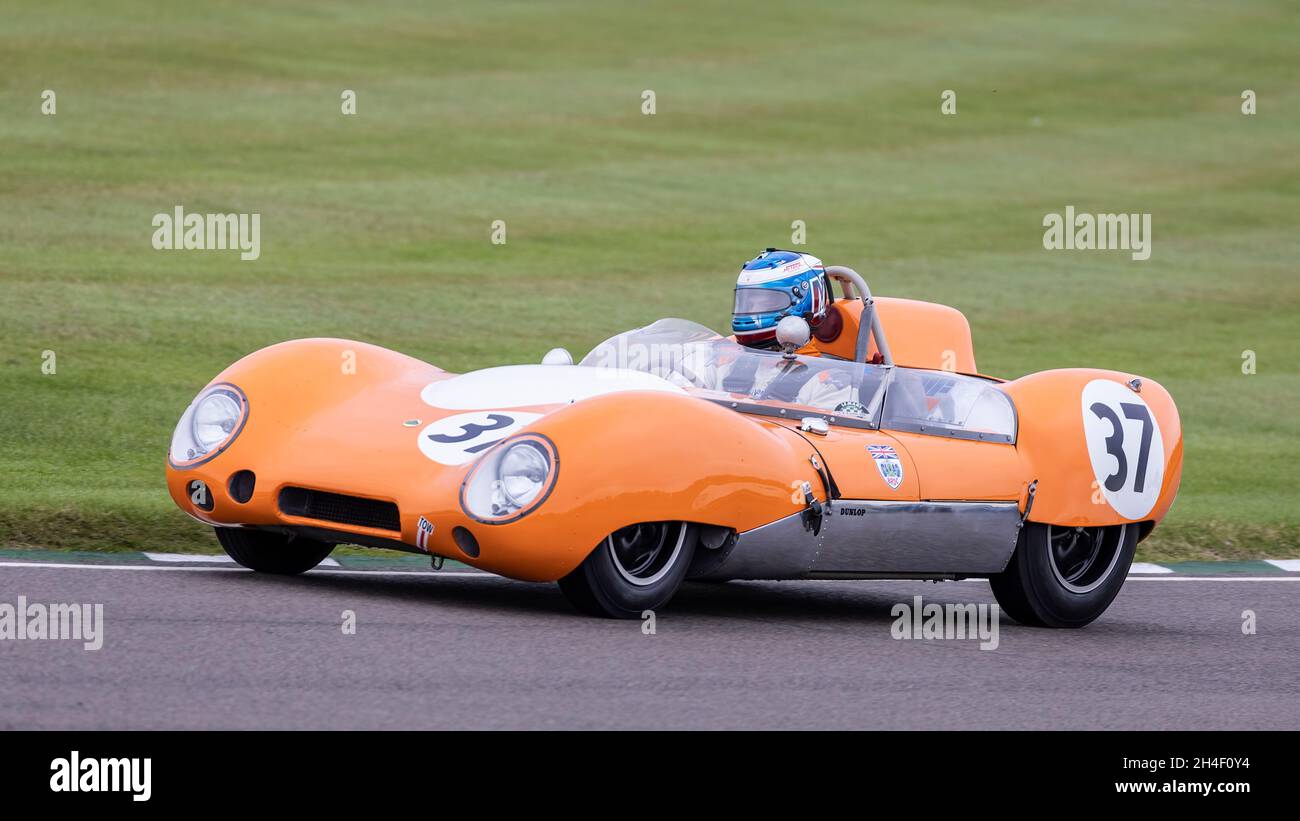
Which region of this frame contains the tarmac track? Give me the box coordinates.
[1,560,1296,729]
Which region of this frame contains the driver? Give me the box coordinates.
[663,250,860,411]
[731,249,832,350]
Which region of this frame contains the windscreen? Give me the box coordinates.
[881,368,1016,440]
[581,318,885,421]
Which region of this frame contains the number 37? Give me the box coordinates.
[1089,402,1154,493]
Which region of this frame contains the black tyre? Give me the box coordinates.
[215,527,335,575]
[558,522,696,618]
[990,522,1135,628]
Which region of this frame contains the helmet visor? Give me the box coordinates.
[734,288,792,315]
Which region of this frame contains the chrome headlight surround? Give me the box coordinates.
[168,383,249,469]
[459,434,559,524]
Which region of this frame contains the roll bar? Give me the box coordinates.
[825,265,894,366]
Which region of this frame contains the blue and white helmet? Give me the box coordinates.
[732,249,831,348]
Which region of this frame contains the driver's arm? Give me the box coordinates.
[795,368,854,410]
[656,342,722,389]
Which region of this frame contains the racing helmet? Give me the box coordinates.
[731,249,832,348]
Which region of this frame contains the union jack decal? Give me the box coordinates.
[867,445,905,490]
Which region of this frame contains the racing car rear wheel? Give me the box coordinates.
[558,522,697,618]
[989,522,1135,628]
[215,527,336,575]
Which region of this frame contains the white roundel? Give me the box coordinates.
[1080,379,1165,520]
[418,411,543,465]
[421,365,682,410]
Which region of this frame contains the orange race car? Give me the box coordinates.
[166,266,1182,627]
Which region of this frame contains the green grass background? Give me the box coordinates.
[1,1,1296,560]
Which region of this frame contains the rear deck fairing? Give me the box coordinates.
[1000,368,1183,529]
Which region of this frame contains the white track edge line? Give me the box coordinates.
[0,561,1296,581]
[0,561,494,578]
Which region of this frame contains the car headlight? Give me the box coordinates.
[498,441,550,507]
[169,383,248,468]
[460,434,558,523]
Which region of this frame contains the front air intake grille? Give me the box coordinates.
[278,487,401,532]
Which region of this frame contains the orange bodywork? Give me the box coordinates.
[1003,368,1183,528]
[167,339,827,581]
[167,298,1182,582]
[809,297,979,374]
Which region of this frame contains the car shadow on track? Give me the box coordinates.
[672,580,991,625]
[241,570,573,616]
[232,569,1020,627]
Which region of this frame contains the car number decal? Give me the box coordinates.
[418,411,543,465]
[1081,379,1165,519]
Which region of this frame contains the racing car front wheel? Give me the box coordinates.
[215,527,336,575]
[558,522,697,618]
[989,522,1135,628]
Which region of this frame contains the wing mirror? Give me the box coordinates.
[541,348,573,366]
[776,316,811,358]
